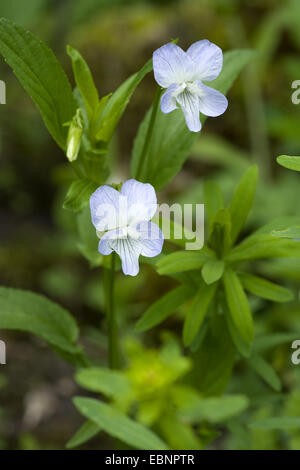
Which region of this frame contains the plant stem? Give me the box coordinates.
[135,86,162,181]
[107,252,119,369]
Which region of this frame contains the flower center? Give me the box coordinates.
[120,225,141,240]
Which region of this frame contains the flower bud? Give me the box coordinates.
[66,109,83,162]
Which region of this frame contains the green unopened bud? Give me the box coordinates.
[66,109,83,162]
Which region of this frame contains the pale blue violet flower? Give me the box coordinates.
[153,40,228,132]
[90,179,164,276]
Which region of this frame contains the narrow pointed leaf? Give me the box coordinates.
[73,397,168,450]
[272,226,300,239]
[223,268,254,344]
[227,234,300,262]
[229,165,258,244]
[188,315,236,395]
[135,285,195,332]
[95,58,152,142]
[204,180,224,223]
[249,417,300,430]
[239,272,294,303]
[66,420,100,449]
[183,282,217,346]
[67,45,99,121]
[75,367,131,398]
[156,249,212,275]
[247,354,281,391]
[179,395,249,424]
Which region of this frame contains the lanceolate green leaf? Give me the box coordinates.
[179,395,249,424]
[135,284,195,333]
[95,58,152,142]
[277,155,300,171]
[159,415,202,450]
[67,45,99,122]
[188,315,236,396]
[223,268,254,344]
[227,234,300,262]
[272,226,300,239]
[0,18,76,149]
[66,420,100,449]
[225,305,252,358]
[73,397,168,450]
[247,354,281,391]
[63,179,98,213]
[183,282,217,346]
[0,287,79,353]
[204,180,224,223]
[156,249,212,275]
[229,165,258,244]
[239,272,294,303]
[131,49,255,189]
[249,417,300,430]
[254,333,300,353]
[209,209,232,257]
[75,367,131,398]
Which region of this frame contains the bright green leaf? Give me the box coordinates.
[254,333,300,353]
[66,420,100,449]
[277,155,300,172]
[135,285,195,333]
[95,58,152,142]
[229,165,258,244]
[0,18,76,149]
[187,315,236,396]
[63,179,98,213]
[247,354,281,391]
[223,268,254,344]
[0,287,79,353]
[73,397,168,450]
[239,272,294,303]
[250,417,300,430]
[160,415,202,450]
[183,282,217,346]
[227,234,300,263]
[75,367,131,398]
[179,395,249,424]
[272,225,300,239]
[156,249,212,275]
[67,45,99,122]
[202,260,225,285]
[204,180,224,223]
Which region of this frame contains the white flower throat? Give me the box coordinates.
[119,225,141,240]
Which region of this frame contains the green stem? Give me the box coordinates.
[135,86,162,181]
[107,252,119,369]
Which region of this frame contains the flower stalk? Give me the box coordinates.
[106,252,119,369]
